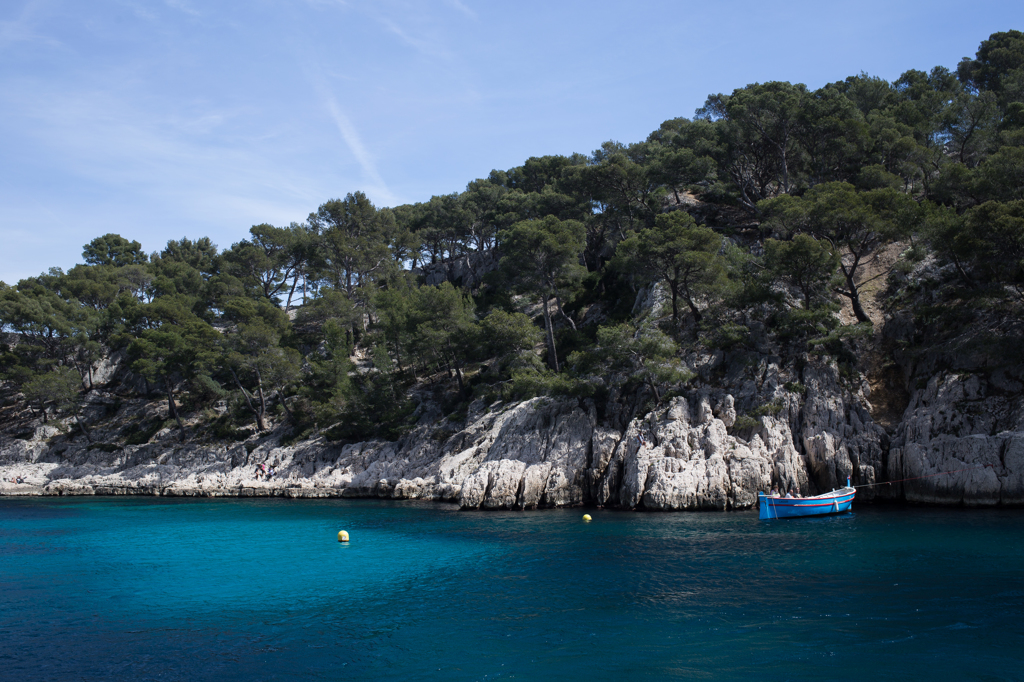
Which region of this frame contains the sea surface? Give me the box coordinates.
[1,497,1022,681]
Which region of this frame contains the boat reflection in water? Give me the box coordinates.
[758,484,855,520]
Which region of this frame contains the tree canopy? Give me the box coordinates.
[3,30,1023,445]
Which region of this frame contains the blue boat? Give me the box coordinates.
[758,486,855,520]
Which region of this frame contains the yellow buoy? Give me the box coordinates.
[582,514,592,522]
[337,530,350,542]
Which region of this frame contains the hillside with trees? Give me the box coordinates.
[2,31,1024,507]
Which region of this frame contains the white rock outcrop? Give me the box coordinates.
[1,356,903,509]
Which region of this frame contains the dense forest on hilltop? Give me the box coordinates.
[3,30,1024,449]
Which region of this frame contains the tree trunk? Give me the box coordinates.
[448,340,467,399]
[279,392,294,421]
[165,380,185,441]
[686,296,703,324]
[393,341,404,374]
[780,149,790,196]
[848,287,870,324]
[645,367,661,404]
[75,414,93,443]
[542,294,559,372]
[554,292,576,331]
[255,377,267,432]
[838,264,871,324]
[285,275,299,312]
[951,254,976,288]
[230,369,265,432]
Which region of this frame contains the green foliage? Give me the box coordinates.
[771,305,841,345]
[783,381,807,395]
[750,400,784,418]
[697,81,810,210]
[617,211,729,325]
[763,234,840,309]
[569,323,692,403]
[481,309,542,374]
[372,282,416,372]
[729,415,760,434]
[324,342,415,443]
[295,290,357,341]
[957,30,1024,106]
[931,200,1024,294]
[0,279,100,381]
[21,366,81,419]
[808,322,874,359]
[502,368,593,402]
[855,164,904,191]
[760,182,921,323]
[411,282,480,397]
[223,297,290,329]
[705,322,750,351]
[7,30,1024,449]
[121,419,170,445]
[223,320,301,431]
[124,296,221,438]
[498,215,586,371]
[82,234,148,268]
[308,192,396,296]
[159,236,219,274]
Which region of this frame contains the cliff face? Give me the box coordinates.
[3,363,1022,507]
[886,336,1024,506]
[878,255,1024,506]
[0,357,900,509]
[3,259,1023,508]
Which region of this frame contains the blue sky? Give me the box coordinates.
[2,0,1022,282]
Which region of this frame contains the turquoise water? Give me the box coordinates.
[1,498,1023,681]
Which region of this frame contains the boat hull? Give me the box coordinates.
[758,487,855,520]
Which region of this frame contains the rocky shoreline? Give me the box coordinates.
[5,355,1023,508]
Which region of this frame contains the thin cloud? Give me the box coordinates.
[163,0,201,17]
[302,60,396,203]
[301,1,462,61]
[0,0,60,50]
[377,15,452,59]
[323,97,397,205]
[1,79,338,274]
[443,0,476,20]
[303,0,348,8]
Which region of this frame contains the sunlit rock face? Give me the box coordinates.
[1,356,900,510]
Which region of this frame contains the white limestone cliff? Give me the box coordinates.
[1,357,915,508]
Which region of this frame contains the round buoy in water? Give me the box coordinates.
[582,514,592,522]
[337,530,350,542]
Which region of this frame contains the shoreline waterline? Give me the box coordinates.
[5,483,1024,511]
